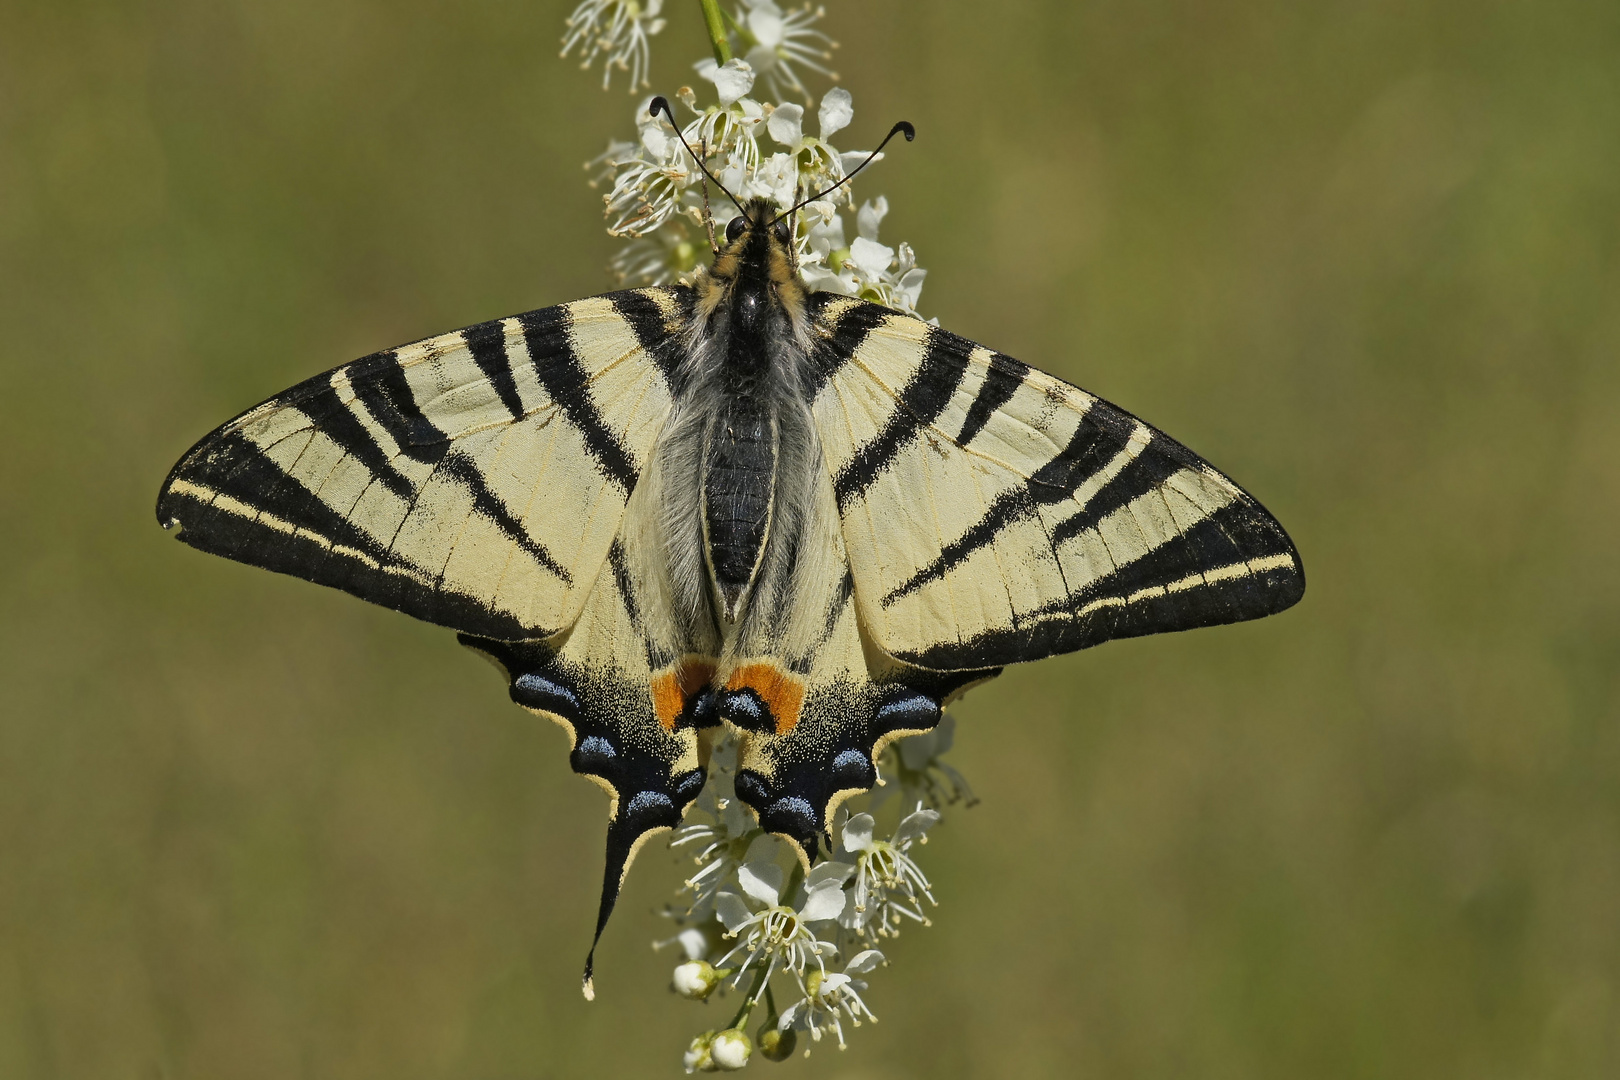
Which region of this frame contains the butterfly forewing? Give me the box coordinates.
[809,301,1305,671]
[156,288,692,641]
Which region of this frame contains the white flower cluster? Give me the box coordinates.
[574,2,931,318]
[727,0,838,104]
[561,0,668,92]
[657,730,966,1069]
[558,5,959,1069]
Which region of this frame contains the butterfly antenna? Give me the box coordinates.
[648,96,747,218]
[771,120,916,226]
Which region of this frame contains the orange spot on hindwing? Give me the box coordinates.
[650,657,717,732]
[723,663,807,736]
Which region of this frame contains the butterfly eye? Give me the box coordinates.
[725,216,747,243]
[773,218,792,245]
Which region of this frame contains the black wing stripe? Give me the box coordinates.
[609,289,689,385]
[1047,434,1187,549]
[351,351,451,466]
[956,353,1029,447]
[439,452,572,585]
[605,538,641,631]
[461,319,527,422]
[833,329,968,513]
[822,567,856,643]
[881,487,1030,608]
[803,298,890,399]
[518,306,640,495]
[294,390,416,501]
[880,409,1132,607]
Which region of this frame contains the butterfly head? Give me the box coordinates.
[709,198,803,325]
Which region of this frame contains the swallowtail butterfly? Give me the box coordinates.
[157,103,1304,996]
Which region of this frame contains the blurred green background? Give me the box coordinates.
[4,0,1618,1076]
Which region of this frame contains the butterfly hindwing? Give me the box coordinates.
[805,297,1305,671]
[156,287,693,640]
[460,473,720,998]
[712,440,1000,865]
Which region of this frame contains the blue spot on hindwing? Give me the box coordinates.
[624,790,676,826]
[673,769,706,803]
[829,749,875,789]
[734,769,771,808]
[513,672,579,716]
[875,691,940,731]
[719,688,770,731]
[573,735,616,772]
[766,796,818,838]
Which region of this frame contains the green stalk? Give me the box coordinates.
[728,965,769,1029]
[696,0,732,64]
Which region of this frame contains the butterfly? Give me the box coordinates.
[156,100,1304,997]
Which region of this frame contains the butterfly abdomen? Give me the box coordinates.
[701,398,778,618]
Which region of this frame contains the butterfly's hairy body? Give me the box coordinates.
[157,197,1304,995]
[662,210,808,625]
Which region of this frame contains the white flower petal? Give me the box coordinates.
[819,972,852,995]
[933,711,958,754]
[799,263,856,294]
[799,881,847,922]
[744,42,779,76]
[807,214,846,255]
[893,805,941,848]
[804,198,839,225]
[738,861,785,907]
[748,4,786,48]
[839,149,880,176]
[767,102,804,148]
[898,266,928,309]
[818,88,853,138]
[856,196,889,241]
[848,236,895,276]
[696,57,756,107]
[898,728,938,770]
[844,948,885,975]
[677,927,710,961]
[711,1028,752,1070]
[715,891,754,933]
[842,813,877,854]
[805,860,856,890]
[639,124,670,159]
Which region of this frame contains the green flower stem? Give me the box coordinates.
[696,0,732,64]
[728,965,769,1029]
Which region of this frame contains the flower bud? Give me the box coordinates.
[804,969,824,999]
[757,1023,796,1062]
[673,959,721,1000]
[684,1031,717,1073]
[711,1028,752,1070]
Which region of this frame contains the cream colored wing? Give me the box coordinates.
[157,289,692,641]
[803,297,1305,671]
[460,474,718,999]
